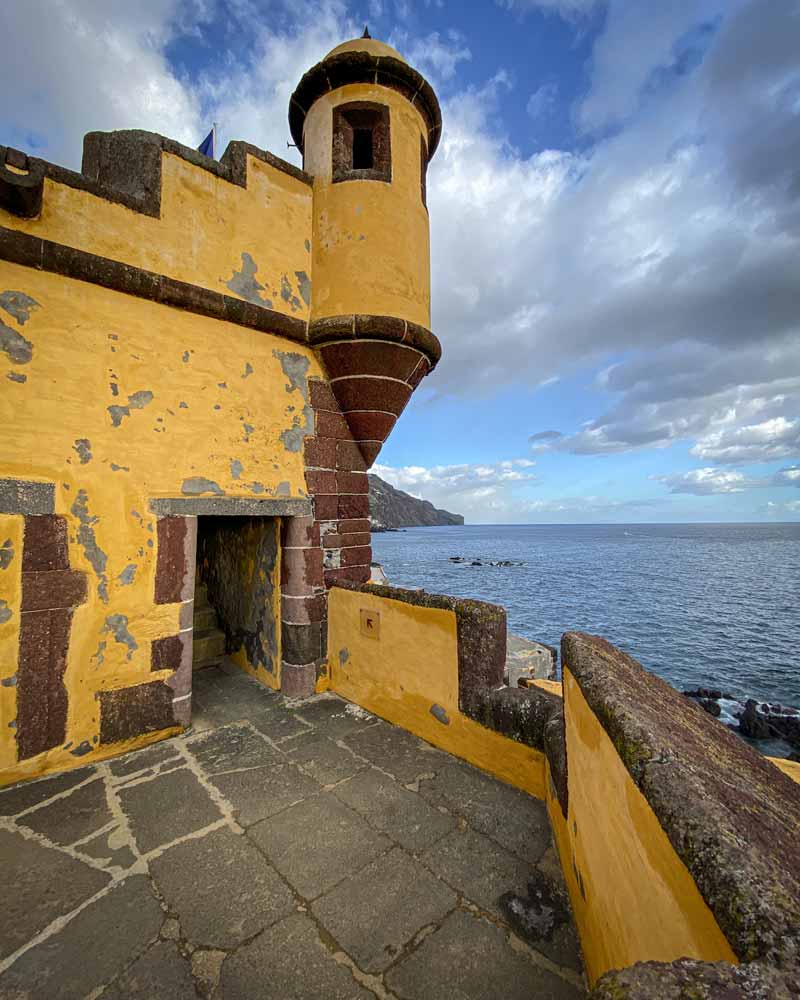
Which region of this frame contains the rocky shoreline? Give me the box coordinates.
[684,688,800,760]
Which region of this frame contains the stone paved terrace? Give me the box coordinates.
[0,661,585,999]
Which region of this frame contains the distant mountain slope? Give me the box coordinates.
[368,474,464,529]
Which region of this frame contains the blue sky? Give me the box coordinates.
[2,0,799,522]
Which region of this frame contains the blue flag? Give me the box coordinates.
[198,128,214,158]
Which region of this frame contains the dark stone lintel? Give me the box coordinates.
[149,497,312,517]
[0,479,55,515]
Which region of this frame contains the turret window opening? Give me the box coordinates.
[332,102,391,183]
[353,128,374,169]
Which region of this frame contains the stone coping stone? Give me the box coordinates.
[563,631,800,967]
[148,497,312,517]
[589,958,800,999]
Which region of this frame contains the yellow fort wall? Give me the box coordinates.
[0,257,324,786]
[326,585,547,799]
[3,151,313,321]
[546,666,737,985]
[304,84,431,328]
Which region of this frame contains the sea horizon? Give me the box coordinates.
[373,521,800,758]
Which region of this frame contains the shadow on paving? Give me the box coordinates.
[0,660,586,999]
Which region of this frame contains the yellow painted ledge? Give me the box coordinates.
[768,756,800,784]
[547,669,737,986]
[0,725,183,788]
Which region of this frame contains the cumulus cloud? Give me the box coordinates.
[653,463,800,496]
[394,29,471,83]
[526,82,558,120]
[653,468,756,496]
[496,0,600,18]
[373,458,537,497]
[426,0,800,472]
[0,0,210,166]
[372,458,660,522]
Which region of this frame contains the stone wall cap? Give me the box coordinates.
[563,630,800,966]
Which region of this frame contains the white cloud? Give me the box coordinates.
[526,82,558,120]
[653,468,755,496]
[373,458,537,496]
[0,0,210,167]
[394,30,471,83]
[766,500,800,516]
[496,0,600,19]
[691,417,800,465]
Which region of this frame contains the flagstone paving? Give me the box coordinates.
[0,660,585,999]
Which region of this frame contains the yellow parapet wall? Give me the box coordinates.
[4,148,313,322]
[326,584,548,799]
[548,666,737,985]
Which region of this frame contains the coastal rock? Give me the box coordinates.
[738,700,800,748]
[448,556,525,567]
[368,475,463,529]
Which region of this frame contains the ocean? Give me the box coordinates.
[372,522,800,753]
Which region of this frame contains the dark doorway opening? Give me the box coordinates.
[193,516,280,685]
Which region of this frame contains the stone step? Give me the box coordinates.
[192,627,225,667]
[193,606,218,631]
[194,582,210,609]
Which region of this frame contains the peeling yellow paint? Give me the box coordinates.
[304,84,431,328]
[327,586,546,799]
[0,725,183,787]
[0,260,323,787]
[4,153,312,321]
[547,667,737,986]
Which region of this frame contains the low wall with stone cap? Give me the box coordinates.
[326,581,560,799]
[549,632,800,994]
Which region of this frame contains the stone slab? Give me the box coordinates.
[19,773,112,847]
[332,767,456,851]
[0,766,94,816]
[149,827,295,949]
[116,767,221,854]
[248,702,314,743]
[108,740,183,779]
[187,722,283,774]
[342,723,448,783]
[207,762,320,828]
[0,874,162,999]
[386,909,583,1000]
[0,828,111,961]
[75,825,138,872]
[418,762,551,864]
[420,827,532,919]
[284,732,367,786]
[248,793,391,899]
[312,847,457,973]
[295,696,380,739]
[221,911,374,999]
[101,939,196,999]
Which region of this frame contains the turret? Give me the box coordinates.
[289,31,442,466]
